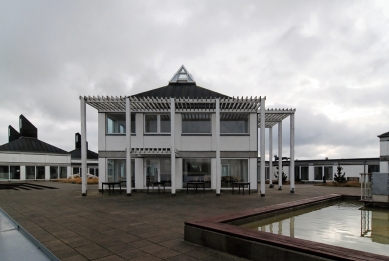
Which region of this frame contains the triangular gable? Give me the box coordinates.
[169,65,196,84]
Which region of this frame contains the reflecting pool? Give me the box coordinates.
[240,200,389,256]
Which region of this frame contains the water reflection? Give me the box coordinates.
[240,200,389,256]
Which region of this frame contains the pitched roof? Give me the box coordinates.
[132,84,229,99]
[0,137,68,154]
[69,148,98,160]
[378,131,389,138]
[132,65,230,99]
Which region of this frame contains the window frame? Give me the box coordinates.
[106,113,136,135]
[181,113,212,135]
[144,114,171,135]
[220,113,250,135]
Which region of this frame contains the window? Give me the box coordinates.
[182,114,211,134]
[106,113,135,134]
[0,166,9,179]
[314,166,322,180]
[107,159,135,187]
[183,159,211,188]
[368,165,379,173]
[144,114,171,134]
[221,113,249,134]
[221,159,248,188]
[59,167,67,179]
[324,166,333,180]
[36,166,45,179]
[26,166,35,179]
[301,167,309,180]
[10,166,20,179]
[50,166,58,179]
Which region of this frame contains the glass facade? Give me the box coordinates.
[145,159,171,185]
[182,159,211,188]
[106,113,135,134]
[0,166,9,179]
[221,159,248,188]
[145,114,170,134]
[50,166,58,179]
[26,166,35,179]
[59,167,67,179]
[182,114,211,134]
[36,166,45,179]
[221,113,249,134]
[10,166,20,179]
[107,159,135,187]
[301,166,309,180]
[314,166,322,180]
[324,166,333,180]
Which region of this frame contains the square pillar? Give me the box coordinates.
[278,122,282,190]
[80,97,87,196]
[269,127,274,188]
[290,113,295,193]
[216,98,221,195]
[260,97,266,196]
[126,97,132,195]
[171,98,176,195]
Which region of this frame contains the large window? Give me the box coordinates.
[368,165,379,173]
[59,167,67,179]
[36,166,45,179]
[107,159,135,187]
[314,166,333,180]
[182,114,211,134]
[26,166,35,179]
[10,166,20,179]
[106,113,135,134]
[50,166,58,179]
[221,159,248,188]
[314,166,322,180]
[145,159,171,185]
[145,114,170,134]
[183,159,211,188]
[301,167,309,180]
[0,166,9,179]
[324,166,333,180]
[221,113,249,134]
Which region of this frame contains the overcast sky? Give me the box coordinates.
[1,0,388,160]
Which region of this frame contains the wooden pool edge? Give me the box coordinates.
[184,194,388,261]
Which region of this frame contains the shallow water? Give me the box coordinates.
[240,200,389,256]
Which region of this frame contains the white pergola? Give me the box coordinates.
[259,108,296,193]
[80,95,295,196]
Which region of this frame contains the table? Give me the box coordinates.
[148,181,166,194]
[101,182,121,195]
[232,182,250,195]
[187,182,205,194]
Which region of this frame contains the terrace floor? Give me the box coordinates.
[0,182,360,261]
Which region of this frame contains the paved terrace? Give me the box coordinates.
[0,183,360,261]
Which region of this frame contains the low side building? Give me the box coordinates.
[0,115,71,180]
[69,133,98,177]
[378,131,389,172]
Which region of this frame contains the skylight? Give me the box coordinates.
[169,65,196,84]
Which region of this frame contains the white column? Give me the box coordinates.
[269,127,274,188]
[290,113,295,193]
[260,98,266,196]
[171,98,176,195]
[80,97,87,196]
[126,97,132,195]
[216,98,221,196]
[278,121,282,190]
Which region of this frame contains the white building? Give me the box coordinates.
[80,66,296,196]
[0,115,71,180]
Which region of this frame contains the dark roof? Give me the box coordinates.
[69,148,98,160]
[8,125,21,143]
[378,131,389,138]
[132,83,230,99]
[0,137,68,154]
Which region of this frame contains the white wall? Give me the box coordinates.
[380,161,389,172]
[342,165,364,178]
[135,158,143,189]
[175,158,183,189]
[98,157,106,186]
[380,141,389,156]
[0,152,70,164]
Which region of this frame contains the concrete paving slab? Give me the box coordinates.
[0,181,360,260]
